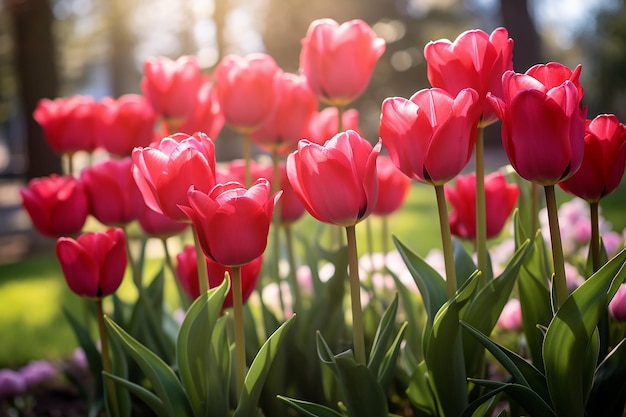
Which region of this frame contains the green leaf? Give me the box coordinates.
[108,328,131,417]
[104,373,167,417]
[453,239,478,288]
[334,351,388,417]
[368,294,399,375]
[388,269,425,362]
[233,315,296,417]
[176,277,229,417]
[277,395,343,417]
[586,338,626,416]
[105,317,194,417]
[543,246,626,417]
[406,360,441,417]
[469,379,555,417]
[377,321,408,392]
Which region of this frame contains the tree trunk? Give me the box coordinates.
[9,0,61,179]
[500,0,542,72]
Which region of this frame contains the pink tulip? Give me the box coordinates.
[609,284,626,322]
[81,157,144,226]
[132,132,217,221]
[497,298,522,331]
[141,55,205,120]
[373,155,411,216]
[33,96,98,154]
[181,178,281,266]
[424,28,513,126]
[488,65,587,185]
[303,107,361,145]
[300,18,385,106]
[137,206,188,238]
[20,174,89,237]
[96,94,157,157]
[287,130,380,226]
[56,228,127,298]
[178,80,225,139]
[559,114,626,202]
[214,53,280,133]
[380,88,482,185]
[256,163,306,223]
[175,244,262,307]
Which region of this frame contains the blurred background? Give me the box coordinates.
[0,0,625,262]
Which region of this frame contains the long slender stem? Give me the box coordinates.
[590,201,601,273]
[337,105,344,133]
[283,224,302,314]
[96,299,119,417]
[231,266,246,399]
[161,237,191,310]
[271,150,286,317]
[243,133,252,187]
[544,185,568,308]
[192,227,209,295]
[345,225,366,365]
[475,126,488,286]
[435,185,457,298]
[531,183,539,235]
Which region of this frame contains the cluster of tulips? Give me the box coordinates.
[14,15,626,417]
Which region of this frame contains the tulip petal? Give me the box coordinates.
[56,238,99,297]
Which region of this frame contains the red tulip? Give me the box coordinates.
[137,206,188,238]
[251,72,317,156]
[300,18,385,107]
[81,157,144,226]
[141,55,205,120]
[175,244,262,307]
[444,172,519,240]
[96,94,157,157]
[287,130,380,226]
[178,80,225,139]
[20,174,89,237]
[132,132,217,221]
[56,228,127,298]
[180,178,281,266]
[380,88,482,186]
[487,66,586,185]
[303,107,361,145]
[373,155,411,216]
[424,28,513,126]
[559,114,626,202]
[213,53,280,133]
[33,96,98,154]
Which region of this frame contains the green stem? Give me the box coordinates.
[337,105,344,133]
[544,185,568,308]
[345,225,366,365]
[283,224,302,313]
[532,182,539,235]
[243,133,252,187]
[435,185,457,298]
[365,217,374,268]
[96,299,119,417]
[590,201,601,273]
[66,152,75,177]
[192,227,209,295]
[231,266,246,400]
[475,126,488,286]
[271,150,286,317]
[161,237,191,310]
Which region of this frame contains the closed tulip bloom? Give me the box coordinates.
[178,81,225,139]
[33,96,98,154]
[175,244,262,307]
[287,130,380,226]
[81,157,144,226]
[20,175,89,238]
[303,107,361,145]
[300,18,385,107]
[373,155,411,216]
[526,62,584,102]
[257,163,306,223]
[137,205,188,238]
[141,55,205,120]
[181,178,281,266]
[56,228,127,298]
[96,94,157,157]
[380,88,482,186]
[424,28,513,126]
[445,172,519,240]
[559,114,626,202]
[251,72,317,156]
[488,67,586,185]
[609,284,626,322]
[214,53,280,132]
[132,132,217,221]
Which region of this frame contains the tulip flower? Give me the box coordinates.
[299,18,385,107]
[256,163,306,224]
[287,130,381,227]
[181,178,280,267]
[303,107,361,145]
[177,81,225,139]
[56,228,127,298]
[33,96,99,155]
[424,27,513,126]
[132,132,217,221]
[559,114,626,203]
[20,174,89,238]
[609,284,626,322]
[81,157,144,226]
[137,205,188,239]
[251,72,317,156]
[380,88,482,186]
[213,53,280,133]
[175,244,262,308]
[373,155,412,216]
[445,172,519,240]
[496,298,522,331]
[141,55,205,122]
[96,94,157,157]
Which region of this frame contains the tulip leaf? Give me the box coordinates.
[424,271,480,417]
[104,317,194,417]
[388,269,425,362]
[233,314,296,417]
[406,360,441,416]
[468,379,556,417]
[377,321,408,392]
[104,373,167,417]
[368,294,399,374]
[543,246,626,417]
[586,337,626,416]
[277,395,343,417]
[107,330,131,417]
[453,239,478,288]
[176,277,229,417]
